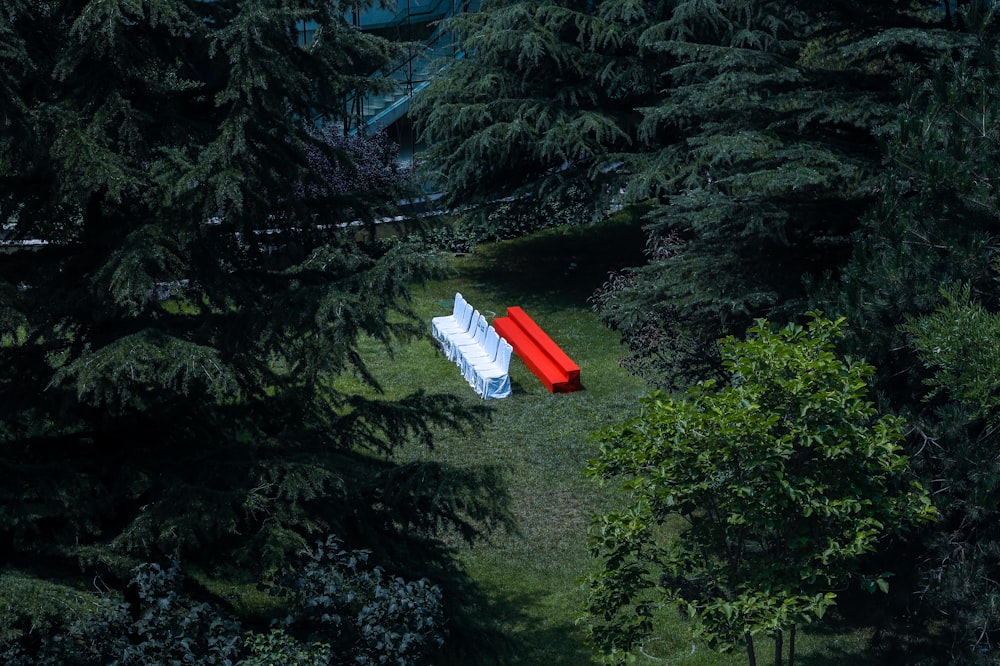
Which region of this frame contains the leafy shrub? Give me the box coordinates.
[3,540,447,666]
[467,185,591,243]
[301,126,411,199]
[412,222,479,255]
[120,562,244,665]
[267,536,446,666]
[402,186,593,256]
[589,228,721,388]
[242,629,332,666]
[1,562,242,666]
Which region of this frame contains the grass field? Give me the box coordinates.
[355,215,876,665]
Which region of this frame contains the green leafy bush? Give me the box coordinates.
[584,314,935,664]
[1,562,242,666]
[2,536,447,665]
[267,536,446,666]
[242,629,332,666]
[470,186,592,243]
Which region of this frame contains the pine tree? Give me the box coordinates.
[835,7,997,379]
[0,0,509,655]
[901,286,1000,660]
[835,8,1000,657]
[597,0,968,387]
[411,0,658,218]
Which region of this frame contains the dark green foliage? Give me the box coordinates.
[2,542,449,665]
[599,0,964,388]
[828,10,1000,660]
[267,535,446,665]
[901,287,1000,660]
[0,1,509,662]
[836,24,1000,380]
[588,244,725,384]
[470,185,594,242]
[0,571,112,659]
[405,187,593,254]
[243,629,333,666]
[1,562,242,666]
[408,221,480,255]
[412,0,653,215]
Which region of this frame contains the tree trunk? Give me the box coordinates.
[774,628,783,666]
[746,632,757,666]
[788,624,796,666]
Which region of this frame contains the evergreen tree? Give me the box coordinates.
[411,0,659,219]
[902,286,1000,661]
[598,0,964,388]
[835,9,1000,658]
[0,0,509,658]
[836,8,997,380]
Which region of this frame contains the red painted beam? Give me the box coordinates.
[494,306,581,393]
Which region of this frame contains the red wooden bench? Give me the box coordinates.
[492,306,581,393]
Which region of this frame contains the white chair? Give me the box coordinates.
[451,314,488,365]
[432,293,468,345]
[445,310,481,363]
[433,297,473,357]
[474,338,513,399]
[461,327,500,385]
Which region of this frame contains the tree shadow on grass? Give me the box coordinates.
[796,644,878,666]
[461,217,647,313]
[445,586,598,666]
[793,605,947,666]
[795,630,940,666]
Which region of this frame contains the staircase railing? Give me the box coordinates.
[344,0,479,135]
[348,0,460,30]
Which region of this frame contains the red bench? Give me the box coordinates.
[492,306,581,393]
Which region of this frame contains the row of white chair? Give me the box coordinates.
[432,292,512,399]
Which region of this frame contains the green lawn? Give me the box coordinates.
[358,216,877,665]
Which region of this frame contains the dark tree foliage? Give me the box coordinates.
[836,9,998,382]
[834,9,1000,659]
[0,0,510,660]
[2,561,243,666]
[411,0,658,216]
[602,0,966,388]
[268,535,447,665]
[902,288,1000,662]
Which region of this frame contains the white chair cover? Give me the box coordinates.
[475,339,513,399]
[446,310,481,363]
[433,299,473,357]
[442,308,478,356]
[432,292,467,345]
[462,327,500,385]
[451,314,489,365]
[430,297,512,399]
